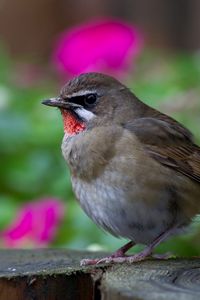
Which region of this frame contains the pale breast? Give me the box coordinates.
[71,156,192,245]
[62,129,199,245]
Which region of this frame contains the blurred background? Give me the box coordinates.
[0,0,200,256]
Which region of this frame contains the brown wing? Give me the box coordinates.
[125,116,200,183]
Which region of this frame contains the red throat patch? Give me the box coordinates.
[61,110,86,135]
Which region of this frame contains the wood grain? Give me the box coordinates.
[0,249,200,299]
[101,259,200,300]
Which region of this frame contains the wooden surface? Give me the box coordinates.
[0,249,200,299]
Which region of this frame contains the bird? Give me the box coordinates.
[42,72,200,265]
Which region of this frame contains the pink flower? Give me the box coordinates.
[2,198,65,248]
[52,18,143,79]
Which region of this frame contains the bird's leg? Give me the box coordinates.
[122,227,175,263]
[102,226,175,264]
[111,240,135,257]
[80,227,175,266]
[80,241,135,266]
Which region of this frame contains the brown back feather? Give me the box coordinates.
[125,116,200,183]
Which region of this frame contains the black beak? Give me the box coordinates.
[42,97,68,109]
[42,98,82,109]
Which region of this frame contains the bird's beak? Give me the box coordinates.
[42,98,82,109]
[42,97,70,109]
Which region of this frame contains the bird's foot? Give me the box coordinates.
[80,251,174,266]
[80,253,148,266]
[80,246,152,266]
[80,256,124,266]
[80,228,177,266]
[80,240,135,266]
[80,253,126,266]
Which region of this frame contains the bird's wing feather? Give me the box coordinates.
[125,117,200,183]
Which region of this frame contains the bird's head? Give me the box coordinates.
[42,72,143,136]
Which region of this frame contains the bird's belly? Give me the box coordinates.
[71,171,187,245]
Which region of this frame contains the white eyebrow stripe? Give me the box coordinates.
[66,90,95,98]
[75,108,95,121]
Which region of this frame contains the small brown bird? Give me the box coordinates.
[42,72,200,265]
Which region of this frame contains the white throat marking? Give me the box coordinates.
[75,108,95,122]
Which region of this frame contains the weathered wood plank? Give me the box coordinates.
[0,249,103,300]
[100,259,200,300]
[0,249,200,300]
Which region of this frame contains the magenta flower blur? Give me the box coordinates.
[52,18,143,79]
[2,198,65,248]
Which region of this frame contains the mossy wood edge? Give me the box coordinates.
[0,249,200,299]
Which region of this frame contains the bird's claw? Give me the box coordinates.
[80,249,174,266]
[80,253,150,266]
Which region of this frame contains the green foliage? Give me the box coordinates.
[0,48,200,255]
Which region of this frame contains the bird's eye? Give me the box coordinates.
[84,94,97,106]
